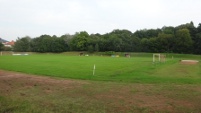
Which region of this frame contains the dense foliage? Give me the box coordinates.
[13,22,201,54]
[0,42,4,51]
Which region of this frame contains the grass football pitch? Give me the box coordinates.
[1,53,201,113]
[0,53,200,84]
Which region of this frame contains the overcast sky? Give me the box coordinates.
[0,0,201,41]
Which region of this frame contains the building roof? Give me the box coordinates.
[4,40,15,46]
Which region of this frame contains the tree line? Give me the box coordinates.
[12,22,201,54]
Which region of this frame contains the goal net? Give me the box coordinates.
[153,54,166,63]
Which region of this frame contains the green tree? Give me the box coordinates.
[174,29,193,53]
[30,35,68,53]
[51,38,68,52]
[197,23,201,33]
[60,34,73,51]
[133,29,161,39]
[157,33,175,52]
[175,22,197,40]
[0,42,4,51]
[130,36,141,52]
[37,35,52,52]
[148,38,159,53]
[107,34,123,52]
[69,31,89,51]
[87,45,94,53]
[105,29,133,52]
[140,38,150,52]
[30,37,41,52]
[161,26,175,34]
[94,43,99,52]
[193,33,201,54]
[193,23,201,54]
[13,36,31,52]
[3,46,12,51]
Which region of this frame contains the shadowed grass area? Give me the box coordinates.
[0,53,200,84]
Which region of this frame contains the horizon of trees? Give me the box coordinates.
[10,21,201,54]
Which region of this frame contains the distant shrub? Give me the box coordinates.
[104,51,115,56]
[3,46,12,51]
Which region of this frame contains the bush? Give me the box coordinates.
[87,45,94,53]
[3,46,12,51]
[104,51,115,56]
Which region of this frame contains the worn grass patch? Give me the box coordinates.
[1,71,201,113]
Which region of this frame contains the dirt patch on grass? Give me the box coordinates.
[1,70,201,113]
[0,70,87,95]
[0,70,87,85]
[180,60,199,65]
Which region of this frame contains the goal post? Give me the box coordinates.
[153,54,160,63]
[153,54,166,63]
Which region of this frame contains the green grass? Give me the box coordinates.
[0,53,200,84]
[1,52,201,113]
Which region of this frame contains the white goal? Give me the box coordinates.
[153,54,166,63]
